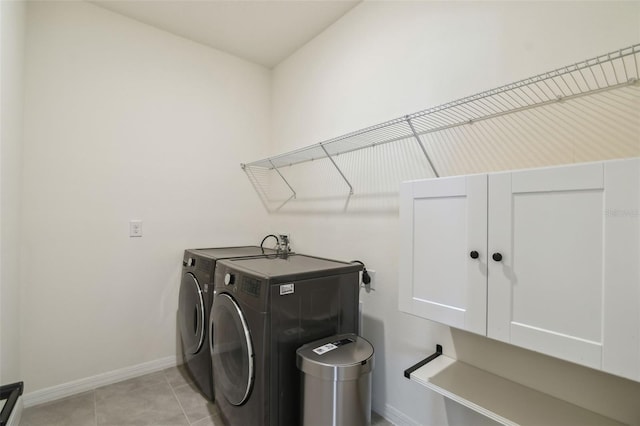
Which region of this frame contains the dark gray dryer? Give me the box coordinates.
[210,254,362,426]
[178,246,274,401]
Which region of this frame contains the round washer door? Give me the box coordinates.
[178,272,205,355]
[211,292,254,406]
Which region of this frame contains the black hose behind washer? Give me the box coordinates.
[260,234,279,254]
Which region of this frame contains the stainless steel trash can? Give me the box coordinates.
[296,333,374,426]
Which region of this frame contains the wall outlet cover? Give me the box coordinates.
[361,269,375,291]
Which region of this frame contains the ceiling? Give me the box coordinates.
[90,0,361,68]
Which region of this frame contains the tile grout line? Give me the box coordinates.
[164,368,192,425]
[93,389,98,426]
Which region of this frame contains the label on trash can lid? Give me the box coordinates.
[313,343,337,355]
[312,338,354,355]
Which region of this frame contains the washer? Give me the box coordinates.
[210,254,362,426]
[178,246,274,401]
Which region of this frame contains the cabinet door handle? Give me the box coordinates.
[492,252,503,262]
[469,251,479,259]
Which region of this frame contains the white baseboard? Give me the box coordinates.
[6,397,22,426]
[23,355,178,408]
[378,402,421,426]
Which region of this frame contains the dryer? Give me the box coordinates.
[178,246,274,401]
[210,254,362,426]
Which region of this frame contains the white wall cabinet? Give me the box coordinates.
[400,158,640,381]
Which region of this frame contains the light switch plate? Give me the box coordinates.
[129,220,142,237]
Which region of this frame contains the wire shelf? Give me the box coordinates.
[242,43,640,201]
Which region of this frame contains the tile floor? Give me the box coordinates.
[20,365,392,426]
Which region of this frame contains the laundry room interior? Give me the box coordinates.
[2,1,640,425]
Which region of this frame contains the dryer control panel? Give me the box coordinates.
[241,277,261,297]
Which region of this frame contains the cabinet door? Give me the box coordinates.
[399,174,488,335]
[487,159,640,380]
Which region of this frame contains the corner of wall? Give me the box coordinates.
[0,0,27,386]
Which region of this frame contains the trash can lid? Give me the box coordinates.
[296,333,374,380]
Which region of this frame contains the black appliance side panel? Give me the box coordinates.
[269,271,359,426]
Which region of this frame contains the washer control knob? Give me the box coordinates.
[224,273,235,286]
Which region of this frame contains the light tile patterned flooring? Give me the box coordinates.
[21,365,218,426]
[20,365,392,426]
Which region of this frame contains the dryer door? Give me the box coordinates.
[211,293,254,406]
[179,272,205,355]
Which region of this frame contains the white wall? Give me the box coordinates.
[20,1,270,393]
[271,2,640,425]
[1,0,26,386]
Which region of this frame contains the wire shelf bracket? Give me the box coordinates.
[268,159,297,199]
[319,143,354,195]
[406,115,440,178]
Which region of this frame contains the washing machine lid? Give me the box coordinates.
[179,272,206,355]
[211,293,254,406]
[219,254,362,282]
